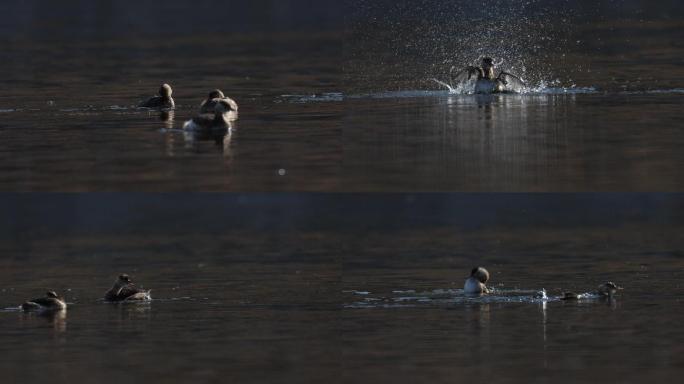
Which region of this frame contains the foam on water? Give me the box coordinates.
[344,287,618,309]
[282,87,684,102]
[278,92,344,103]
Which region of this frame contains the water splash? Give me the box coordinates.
[348,0,575,93]
[344,287,554,308]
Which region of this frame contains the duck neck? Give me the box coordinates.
[213,112,228,124]
[483,67,495,80]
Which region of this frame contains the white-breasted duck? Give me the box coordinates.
[464,267,490,294]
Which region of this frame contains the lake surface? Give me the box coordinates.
[1,194,683,383]
[1,5,683,191]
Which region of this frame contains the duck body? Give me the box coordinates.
[104,274,151,302]
[598,282,622,297]
[561,282,622,301]
[184,99,236,131]
[139,84,175,109]
[199,89,238,119]
[22,291,66,311]
[464,276,488,294]
[447,57,526,94]
[560,292,580,301]
[183,113,232,132]
[464,267,490,294]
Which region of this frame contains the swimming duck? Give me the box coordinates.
[464,267,490,294]
[104,274,151,302]
[449,57,526,94]
[183,99,236,131]
[597,282,622,297]
[560,282,622,300]
[21,291,66,311]
[199,89,238,118]
[560,292,580,301]
[139,84,175,109]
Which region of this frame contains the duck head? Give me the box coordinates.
[208,89,225,99]
[214,99,234,114]
[470,267,490,284]
[46,291,59,299]
[118,274,132,284]
[481,57,494,70]
[598,282,622,297]
[159,84,173,97]
[481,57,496,79]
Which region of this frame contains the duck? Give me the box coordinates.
[21,291,67,311]
[183,99,236,131]
[598,282,622,297]
[560,282,622,300]
[104,274,151,302]
[560,292,580,301]
[138,83,175,109]
[448,57,526,94]
[199,89,238,118]
[464,267,490,294]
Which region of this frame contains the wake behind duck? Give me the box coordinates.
[433,57,526,94]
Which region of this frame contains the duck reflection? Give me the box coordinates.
[159,110,175,130]
[463,303,492,357]
[109,301,152,328]
[21,308,67,334]
[163,122,234,157]
[183,122,234,157]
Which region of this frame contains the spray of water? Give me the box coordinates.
[347,0,575,93]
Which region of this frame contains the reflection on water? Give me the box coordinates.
[0,24,341,191]
[1,194,683,382]
[159,111,174,130]
[343,92,684,191]
[20,309,67,334]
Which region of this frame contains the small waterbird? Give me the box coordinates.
[104,274,151,302]
[597,282,622,297]
[138,83,175,109]
[447,57,526,94]
[464,267,490,294]
[183,99,236,131]
[199,89,238,118]
[561,282,623,300]
[21,291,67,311]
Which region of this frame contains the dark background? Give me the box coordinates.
[0,0,344,40]
[2,194,682,237]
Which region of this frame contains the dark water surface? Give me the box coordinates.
[1,4,682,191]
[343,92,684,191]
[1,194,683,383]
[0,30,341,191]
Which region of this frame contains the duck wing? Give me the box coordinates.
[120,284,144,297]
[450,66,482,87]
[497,72,526,92]
[200,99,219,114]
[139,96,163,108]
[223,97,238,111]
[27,297,55,306]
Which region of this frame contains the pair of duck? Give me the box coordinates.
[138,84,238,130]
[21,274,149,312]
[464,267,622,299]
